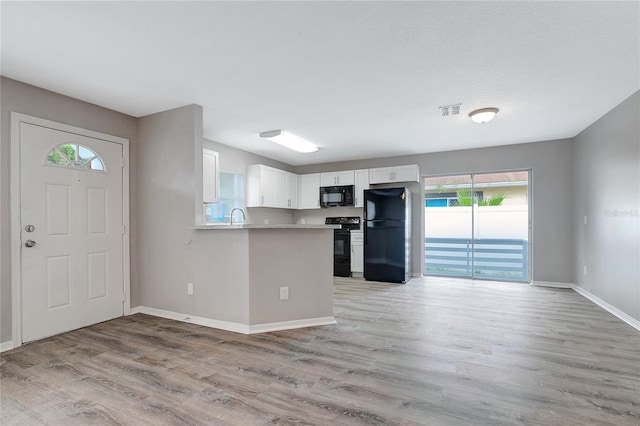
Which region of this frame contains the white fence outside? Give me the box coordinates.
[424,206,528,240]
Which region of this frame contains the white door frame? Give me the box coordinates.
[10,112,131,347]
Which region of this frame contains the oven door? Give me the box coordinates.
[334,229,351,277]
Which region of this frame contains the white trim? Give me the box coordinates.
[0,341,15,353]
[249,317,336,334]
[130,306,336,335]
[531,281,574,289]
[531,281,640,331]
[572,285,640,332]
[10,113,131,347]
[130,306,250,334]
[10,114,22,349]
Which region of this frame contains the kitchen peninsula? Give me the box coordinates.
[175,224,337,334]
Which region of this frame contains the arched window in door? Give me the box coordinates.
[46,143,105,171]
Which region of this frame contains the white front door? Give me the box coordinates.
[20,122,125,343]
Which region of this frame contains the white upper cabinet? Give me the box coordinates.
[285,171,299,209]
[320,170,355,187]
[354,169,370,208]
[369,164,420,184]
[274,169,287,208]
[247,164,299,209]
[247,164,278,207]
[202,149,219,203]
[298,173,321,209]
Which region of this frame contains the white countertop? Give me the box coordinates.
[192,223,339,230]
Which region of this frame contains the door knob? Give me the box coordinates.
[24,240,37,248]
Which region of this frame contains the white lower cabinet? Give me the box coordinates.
[350,231,364,277]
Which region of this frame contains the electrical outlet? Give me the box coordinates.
[279,287,289,300]
[187,282,194,295]
[584,216,588,225]
[583,266,587,276]
[264,218,270,225]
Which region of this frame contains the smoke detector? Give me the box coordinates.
[439,104,462,117]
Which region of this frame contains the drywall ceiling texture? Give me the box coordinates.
[1,2,638,165]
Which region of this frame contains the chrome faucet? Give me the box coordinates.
[230,208,246,225]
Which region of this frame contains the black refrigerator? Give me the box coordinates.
[364,187,412,283]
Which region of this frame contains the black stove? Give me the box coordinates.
[325,217,361,277]
[325,216,361,230]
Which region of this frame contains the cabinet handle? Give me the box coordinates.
[261,195,264,205]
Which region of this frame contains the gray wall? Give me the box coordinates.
[136,107,297,323]
[136,105,201,313]
[0,77,139,344]
[573,91,640,321]
[294,139,575,284]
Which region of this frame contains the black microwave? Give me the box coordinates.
[320,185,354,208]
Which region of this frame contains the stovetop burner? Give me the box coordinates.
[325,216,361,230]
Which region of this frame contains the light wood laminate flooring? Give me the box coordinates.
[2,277,639,425]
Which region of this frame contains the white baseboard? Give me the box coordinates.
[531,281,574,289]
[130,306,250,334]
[129,306,336,335]
[0,341,15,353]
[249,317,336,334]
[572,286,640,332]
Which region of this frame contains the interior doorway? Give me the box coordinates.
[424,170,530,282]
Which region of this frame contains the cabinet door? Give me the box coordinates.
[354,169,369,208]
[350,232,364,274]
[274,169,287,208]
[391,165,420,183]
[320,170,355,186]
[369,165,419,184]
[299,173,321,209]
[202,149,219,203]
[320,172,337,187]
[260,166,278,207]
[286,172,299,209]
[334,170,355,186]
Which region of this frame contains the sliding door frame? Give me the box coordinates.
[422,168,532,283]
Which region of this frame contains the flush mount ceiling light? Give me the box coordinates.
[469,107,499,124]
[259,130,318,153]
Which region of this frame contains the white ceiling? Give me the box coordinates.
[2,1,638,166]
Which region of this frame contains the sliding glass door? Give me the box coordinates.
[424,171,530,282]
